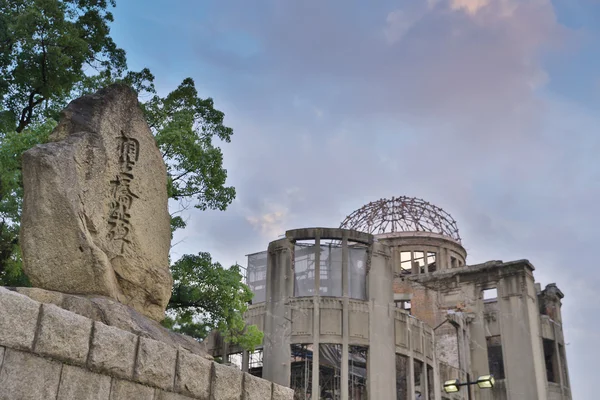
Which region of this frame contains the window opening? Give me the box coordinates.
[319,242,342,297]
[247,252,267,303]
[414,360,424,399]
[348,346,368,399]
[320,344,342,399]
[426,252,436,273]
[396,354,409,400]
[227,352,243,369]
[294,241,317,297]
[400,251,412,275]
[290,344,313,398]
[349,245,368,300]
[486,336,505,379]
[249,349,263,378]
[483,288,497,301]
[450,256,457,268]
[427,365,434,400]
[543,339,559,383]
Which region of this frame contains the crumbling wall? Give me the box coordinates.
[0,287,294,400]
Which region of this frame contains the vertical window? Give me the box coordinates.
[426,252,436,272]
[543,339,559,383]
[396,354,409,400]
[290,344,313,398]
[294,242,317,297]
[320,344,342,399]
[349,246,367,300]
[400,251,412,274]
[413,251,425,273]
[247,251,267,303]
[249,349,263,378]
[427,365,435,400]
[349,346,368,399]
[486,336,505,379]
[450,256,457,268]
[414,360,424,399]
[319,243,342,297]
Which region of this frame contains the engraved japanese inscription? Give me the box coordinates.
[108,131,140,253]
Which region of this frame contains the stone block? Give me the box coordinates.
[110,379,155,400]
[243,372,272,400]
[211,362,243,400]
[57,364,111,400]
[0,287,40,350]
[0,346,4,366]
[134,337,177,390]
[89,322,137,379]
[155,390,196,400]
[272,383,295,400]
[0,349,62,400]
[35,303,92,364]
[174,350,212,399]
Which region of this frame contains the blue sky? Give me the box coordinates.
[110,1,599,397]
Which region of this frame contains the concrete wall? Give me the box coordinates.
[0,287,294,400]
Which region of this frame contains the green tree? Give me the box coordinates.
[0,0,261,350]
[163,253,263,351]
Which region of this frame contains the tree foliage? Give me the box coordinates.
[0,0,259,350]
[163,253,262,351]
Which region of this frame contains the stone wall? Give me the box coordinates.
[0,287,294,400]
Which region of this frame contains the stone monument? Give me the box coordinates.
[20,84,172,321]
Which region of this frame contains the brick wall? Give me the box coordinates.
[0,287,293,400]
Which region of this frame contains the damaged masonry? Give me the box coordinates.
[207,196,571,400]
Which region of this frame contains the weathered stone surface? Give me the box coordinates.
[211,363,243,400]
[110,379,155,400]
[272,384,295,400]
[175,350,212,399]
[35,304,92,364]
[89,322,137,379]
[134,337,177,390]
[0,349,62,400]
[0,346,4,367]
[155,390,196,400]
[57,365,111,400]
[21,84,172,321]
[0,287,40,351]
[243,372,272,400]
[10,287,212,359]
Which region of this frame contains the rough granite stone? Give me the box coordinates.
[155,390,196,400]
[0,349,62,400]
[12,287,211,359]
[0,346,4,367]
[175,350,212,399]
[110,379,155,400]
[243,372,272,400]
[57,364,111,400]
[89,321,137,379]
[134,337,177,390]
[0,287,40,350]
[272,384,295,400]
[211,362,243,400]
[35,303,92,364]
[21,84,172,321]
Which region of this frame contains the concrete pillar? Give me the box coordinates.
[263,239,294,387]
[341,233,349,400]
[497,269,548,400]
[312,234,321,396]
[367,242,396,399]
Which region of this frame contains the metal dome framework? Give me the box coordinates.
[340,196,461,242]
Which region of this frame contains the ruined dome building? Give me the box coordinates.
[209,196,571,400]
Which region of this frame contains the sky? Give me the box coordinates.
[110,1,599,398]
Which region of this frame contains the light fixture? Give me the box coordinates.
[476,375,495,389]
[443,379,460,393]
